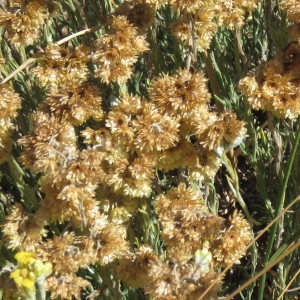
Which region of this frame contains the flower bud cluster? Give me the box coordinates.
[10,251,52,300]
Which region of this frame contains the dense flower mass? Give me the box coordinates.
[169,0,259,51]
[0,1,262,299]
[32,44,90,88]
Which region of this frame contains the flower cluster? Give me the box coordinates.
[92,15,149,85]
[0,83,21,164]
[0,0,58,46]
[239,1,300,118]
[2,66,247,298]
[239,40,300,118]
[170,0,259,51]
[116,184,252,299]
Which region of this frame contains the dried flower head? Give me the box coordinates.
[169,0,204,14]
[149,69,211,116]
[18,112,77,173]
[133,102,180,153]
[44,82,104,125]
[170,8,219,51]
[213,210,252,267]
[0,83,21,163]
[2,204,47,251]
[114,1,155,32]
[105,154,155,197]
[93,16,149,85]
[218,0,258,29]
[0,0,58,45]
[33,44,90,87]
[36,232,96,275]
[116,245,159,288]
[239,46,300,118]
[91,222,129,265]
[188,146,222,181]
[46,273,90,300]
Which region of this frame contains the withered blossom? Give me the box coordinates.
[116,245,159,288]
[281,0,300,22]
[169,0,258,51]
[18,112,77,174]
[106,154,155,197]
[46,274,90,300]
[188,147,222,181]
[149,69,211,116]
[93,16,149,84]
[213,210,252,267]
[170,8,219,51]
[36,232,96,275]
[114,1,155,32]
[0,83,21,163]
[239,42,300,118]
[91,222,129,265]
[2,203,47,251]
[155,139,199,172]
[32,44,90,87]
[196,111,247,151]
[106,110,134,147]
[44,82,104,125]
[133,102,180,153]
[0,0,58,45]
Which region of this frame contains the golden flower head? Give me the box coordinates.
[18,113,77,174]
[155,139,199,172]
[281,0,300,23]
[133,102,180,153]
[46,273,90,300]
[0,9,39,45]
[10,251,52,300]
[187,146,222,182]
[93,16,149,85]
[213,210,252,267]
[239,52,300,119]
[106,154,155,197]
[44,82,104,125]
[114,1,155,32]
[106,110,134,148]
[33,44,90,87]
[218,0,258,29]
[0,83,21,163]
[116,245,159,289]
[169,0,204,14]
[2,204,47,251]
[36,232,96,275]
[149,69,211,116]
[170,8,219,51]
[91,222,129,265]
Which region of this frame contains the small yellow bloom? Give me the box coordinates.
[10,251,52,299]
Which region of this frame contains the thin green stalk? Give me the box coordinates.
[258,118,300,300]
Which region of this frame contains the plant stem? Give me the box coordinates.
[258,118,300,300]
